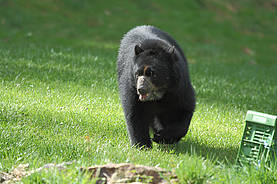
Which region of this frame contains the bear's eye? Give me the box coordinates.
[144,67,154,77]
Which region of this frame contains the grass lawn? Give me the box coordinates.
[1,0,277,183]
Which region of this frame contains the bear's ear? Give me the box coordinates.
[168,46,175,55]
[135,45,144,55]
[168,46,178,61]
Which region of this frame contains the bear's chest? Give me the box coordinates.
[141,100,177,114]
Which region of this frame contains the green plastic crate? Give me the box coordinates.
[237,110,277,167]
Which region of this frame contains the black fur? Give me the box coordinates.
[117,25,195,148]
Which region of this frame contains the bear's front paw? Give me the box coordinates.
[152,133,181,144]
[131,139,152,149]
[152,132,170,144]
[152,133,162,143]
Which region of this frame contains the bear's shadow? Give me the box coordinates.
[154,138,237,164]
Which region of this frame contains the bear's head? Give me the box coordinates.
[133,41,179,102]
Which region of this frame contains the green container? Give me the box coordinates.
[237,110,277,167]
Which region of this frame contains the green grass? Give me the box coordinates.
[1,0,277,183]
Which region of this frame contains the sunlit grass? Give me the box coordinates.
[1,43,276,183]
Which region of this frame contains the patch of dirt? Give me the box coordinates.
[0,162,178,184]
[81,163,178,184]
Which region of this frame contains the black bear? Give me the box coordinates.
[117,25,195,148]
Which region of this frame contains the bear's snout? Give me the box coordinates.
[136,76,152,101]
[137,76,150,93]
[137,88,147,96]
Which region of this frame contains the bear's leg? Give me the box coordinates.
[121,93,153,148]
[152,111,193,144]
[126,111,153,148]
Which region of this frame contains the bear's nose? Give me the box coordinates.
[137,88,147,95]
